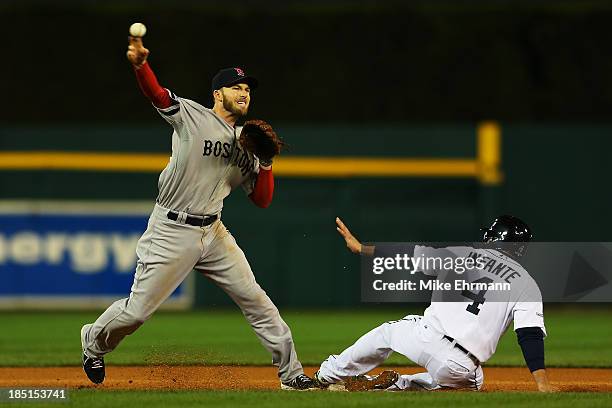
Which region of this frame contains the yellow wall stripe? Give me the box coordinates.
[0,152,478,178]
[0,122,503,183]
[0,152,169,172]
[0,122,503,185]
[274,157,478,178]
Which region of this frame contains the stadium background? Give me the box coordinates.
[0,1,611,406]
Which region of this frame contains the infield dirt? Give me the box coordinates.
[1,367,610,392]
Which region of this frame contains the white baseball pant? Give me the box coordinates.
[318,315,484,391]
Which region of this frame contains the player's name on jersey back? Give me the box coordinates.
[359,242,612,303]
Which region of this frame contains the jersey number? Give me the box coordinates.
[461,277,494,316]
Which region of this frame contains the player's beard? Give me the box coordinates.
[222,96,248,117]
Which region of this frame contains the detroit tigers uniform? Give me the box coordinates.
[318,245,545,390]
[81,91,304,382]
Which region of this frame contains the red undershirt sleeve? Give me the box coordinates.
[249,167,274,208]
[133,62,174,109]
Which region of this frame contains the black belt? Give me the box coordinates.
[167,211,218,227]
[443,335,480,366]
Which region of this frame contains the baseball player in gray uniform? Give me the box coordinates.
[313,215,557,392]
[79,35,316,390]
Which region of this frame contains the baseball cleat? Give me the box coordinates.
[81,325,105,384]
[344,370,400,392]
[281,374,319,391]
[82,354,106,384]
[312,370,332,389]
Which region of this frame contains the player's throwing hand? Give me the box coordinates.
[336,217,363,254]
[126,36,149,68]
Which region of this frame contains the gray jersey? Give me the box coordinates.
[155,90,259,216]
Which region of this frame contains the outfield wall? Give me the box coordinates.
[1,124,611,307]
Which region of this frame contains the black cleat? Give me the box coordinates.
[82,354,105,384]
[281,374,319,391]
[81,325,105,384]
[312,370,332,389]
[344,370,399,392]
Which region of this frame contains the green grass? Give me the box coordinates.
[0,307,611,367]
[2,390,611,408]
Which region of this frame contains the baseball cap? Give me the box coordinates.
[211,67,258,91]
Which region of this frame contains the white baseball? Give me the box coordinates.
[129,22,147,37]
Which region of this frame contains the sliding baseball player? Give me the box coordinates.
[314,216,557,392]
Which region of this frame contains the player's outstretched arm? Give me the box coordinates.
[531,369,558,393]
[126,36,174,109]
[516,327,558,392]
[336,217,374,256]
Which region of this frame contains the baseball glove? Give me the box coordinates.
[239,119,284,167]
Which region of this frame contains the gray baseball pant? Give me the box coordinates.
[81,203,303,382]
